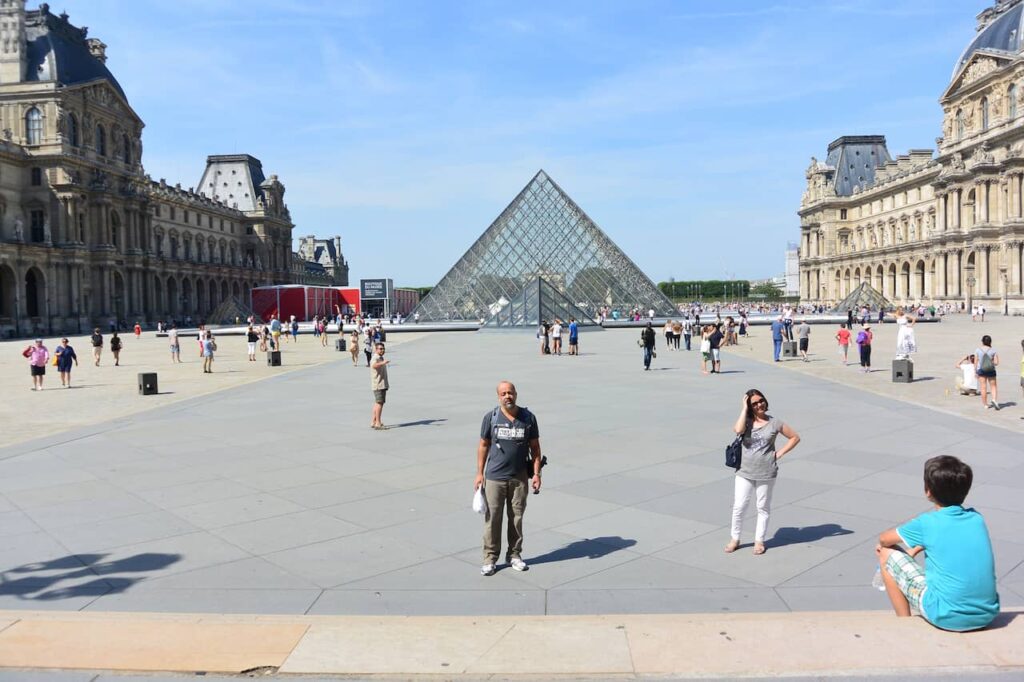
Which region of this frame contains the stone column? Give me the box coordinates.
[937,192,946,231]
[980,247,990,295]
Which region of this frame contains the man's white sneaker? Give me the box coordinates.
[509,557,528,571]
[480,563,496,576]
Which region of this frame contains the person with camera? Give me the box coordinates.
[640,322,656,370]
[474,381,541,576]
[725,389,800,556]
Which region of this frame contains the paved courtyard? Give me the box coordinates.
[0,327,1022,617]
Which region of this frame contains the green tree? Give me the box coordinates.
[751,282,784,299]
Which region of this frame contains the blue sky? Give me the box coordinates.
[62,1,977,285]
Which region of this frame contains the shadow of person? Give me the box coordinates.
[768,523,853,549]
[389,418,448,429]
[527,536,637,566]
[0,552,182,602]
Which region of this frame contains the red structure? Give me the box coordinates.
[251,285,360,322]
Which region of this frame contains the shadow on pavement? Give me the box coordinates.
[527,536,637,565]
[768,523,853,549]
[389,418,448,429]
[0,552,181,601]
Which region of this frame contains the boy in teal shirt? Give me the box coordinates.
[876,455,999,631]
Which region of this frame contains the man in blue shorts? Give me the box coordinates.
[567,318,579,355]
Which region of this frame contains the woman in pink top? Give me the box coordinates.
[26,338,49,391]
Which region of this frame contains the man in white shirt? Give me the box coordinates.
[551,320,563,355]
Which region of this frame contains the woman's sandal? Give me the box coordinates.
[724,539,740,554]
[753,543,766,556]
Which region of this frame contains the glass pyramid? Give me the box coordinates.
[830,282,892,313]
[412,170,679,323]
[483,276,602,327]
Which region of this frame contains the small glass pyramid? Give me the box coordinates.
[412,170,678,323]
[830,282,892,313]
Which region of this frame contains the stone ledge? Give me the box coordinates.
[0,609,1018,677]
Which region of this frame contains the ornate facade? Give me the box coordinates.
[0,3,296,337]
[799,0,1024,314]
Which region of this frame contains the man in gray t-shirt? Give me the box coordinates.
[797,320,811,362]
[474,381,541,576]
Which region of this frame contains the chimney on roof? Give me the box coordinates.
[86,38,107,64]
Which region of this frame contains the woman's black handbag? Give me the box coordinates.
[725,435,742,470]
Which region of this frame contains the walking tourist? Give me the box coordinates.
[26,338,50,391]
[290,315,299,341]
[709,323,724,373]
[474,381,542,576]
[90,328,103,366]
[246,326,259,361]
[875,456,999,631]
[54,338,78,388]
[349,329,360,366]
[640,322,656,370]
[320,317,328,347]
[363,328,374,367]
[770,316,784,362]
[202,331,216,373]
[133,322,142,339]
[168,324,181,362]
[370,342,389,430]
[975,335,1000,410]
[664,319,674,350]
[110,331,122,366]
[672,319,683,349]
[955,353,979,396]
[796,319,811,362]
[568,318,579,355]
[895,307,918,359]
[835,323,851,364]
[857,323,873,373]
[725,389,801,556]
[682,316,693,351]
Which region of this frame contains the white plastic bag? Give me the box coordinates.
[472,487,487,514]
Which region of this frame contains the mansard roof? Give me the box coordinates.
[953,1,1024,83]
[24,6,127,101]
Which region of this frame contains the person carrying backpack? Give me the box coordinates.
[974,335,1000,410]
[856,323,873,373]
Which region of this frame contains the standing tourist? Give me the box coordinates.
[110,331,123,367]
[796,319,811,362]
[551,319,563,356]
[168,324,181,363]
[363,328,374,367]
[682,316,693,351]
[202,331,216,373]
[90,328,103,366]
[640,322,656,371]
[568,318,579,356]
[664,319,674,350]
[672,319,683,350]
[770,316,785,362]
[259,324,269,352]
[370,342,389,430]
[319,317,328,347]
[895,307,918,359]
[246,326,259,361]
[54,338,78,388]
[474,381,542,576]
[709,323,724,373]
[975,335,1000,410]
[725,389,801,556]
[26,339,50,391]
[857,323,873,373]
[700,325,712,375]
[835,323,851,364]
[290,315,300,341]
[133,322,142,339]
[269,315,282,349]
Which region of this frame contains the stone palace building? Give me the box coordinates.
[799,0,1024,314]
[0,2,305,336]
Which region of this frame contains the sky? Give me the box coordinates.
[58,0,980,285]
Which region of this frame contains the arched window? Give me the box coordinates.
[68,113,79,146]
[956,109,966,139]
[25,107,42,145]
[96,124,106,156]
[981,97,990,131]
[1010,84,1018,119]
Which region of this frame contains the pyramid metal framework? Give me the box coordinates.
[411,171,678,323]
[830,282,893,313]
[483,277,602,328]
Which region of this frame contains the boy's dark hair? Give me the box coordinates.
[981,335,992,346]
[924,455,973,506]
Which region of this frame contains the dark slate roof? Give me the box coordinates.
[825,136,892,197]
[23,7,127,101]
[953,2,1024,80]
[314,240,338,264]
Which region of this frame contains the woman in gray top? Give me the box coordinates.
[725,389,801,555]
